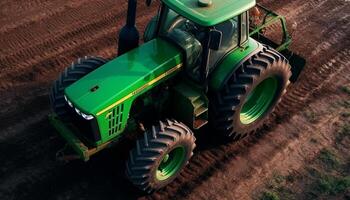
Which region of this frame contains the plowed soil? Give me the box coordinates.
[0,0,349,200]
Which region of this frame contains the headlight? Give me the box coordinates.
[81,113,94,120]
[64,95,73,107]
[75,107,94,120]
[75,107,81,115]
[64,95,94,120]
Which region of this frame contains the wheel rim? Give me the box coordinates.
[240,77,278,125]
[156,146,186,181]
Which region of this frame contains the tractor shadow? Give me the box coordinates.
[0,92,287,200]
[56,126,275,200]
[2,115,282,200]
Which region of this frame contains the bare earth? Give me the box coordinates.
[0,0,349,199]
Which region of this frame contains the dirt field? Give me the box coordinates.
[0,0,349,199]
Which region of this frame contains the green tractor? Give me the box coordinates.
[49,0,304,193]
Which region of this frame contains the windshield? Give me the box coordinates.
[159,7,206,41]
[158,6,240,71]
[159,6,239,49]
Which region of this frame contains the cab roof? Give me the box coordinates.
[162,0,256,26]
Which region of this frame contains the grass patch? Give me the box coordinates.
[339,100,350,108]
[286,173,297,183]
[340,86,350,95]
[306,168,350,198]
[263,173,295,199]
[304,110,319,123]
[341,112,350,118]
[266,172,286,189]
[260,191,280,200]
[335,124,350,144]
[318,149,340,170]
[272,173,285,185]
[313,175,350,196]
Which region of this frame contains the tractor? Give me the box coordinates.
[49,0,305,193]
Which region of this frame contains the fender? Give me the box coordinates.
[209,38,263,91]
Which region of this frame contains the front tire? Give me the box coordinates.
[126,120,196,193]
[211,46,291,140]
[49,56,107,121]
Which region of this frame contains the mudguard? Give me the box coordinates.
[209,38,262,91]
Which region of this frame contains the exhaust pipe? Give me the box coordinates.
[118,0,140,55]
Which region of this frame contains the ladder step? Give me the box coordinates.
[193,98,205,109]
[193,119,208,129]
[194,107,208,117]
[190,95,201,102]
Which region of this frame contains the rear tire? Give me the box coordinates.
[211,46,291,140]
[126,120,196,193]
[49,56,107,121]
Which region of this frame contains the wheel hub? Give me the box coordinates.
[162,154,170,163]
[156,146,186,181]
[240,77,278,125]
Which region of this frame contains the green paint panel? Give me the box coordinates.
[209,38,261,91]
[65,38,182,115]
[65,38,183,143]
[162,0,256,26]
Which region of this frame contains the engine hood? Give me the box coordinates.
[64,38,183,116]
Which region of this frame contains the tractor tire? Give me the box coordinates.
[49,56,107,121]
[126,119,196,193]
[211,46,291,140]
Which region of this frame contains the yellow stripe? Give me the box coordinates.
[96,63,183,116]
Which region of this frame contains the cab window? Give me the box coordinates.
[209,16,239,69]
[214,16,239,51]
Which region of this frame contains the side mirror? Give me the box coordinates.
[146,0,152,6]
[209,29,222,50]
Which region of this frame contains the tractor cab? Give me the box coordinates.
[145,0,255,82]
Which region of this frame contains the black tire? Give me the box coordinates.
[210,46,291,140]
[49,56,107,121]
[126,119,196,193]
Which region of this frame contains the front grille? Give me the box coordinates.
[108,104,124,136]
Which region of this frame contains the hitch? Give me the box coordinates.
[49,114,115,162]
[250,4,306,83]
[281,50,306,83]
